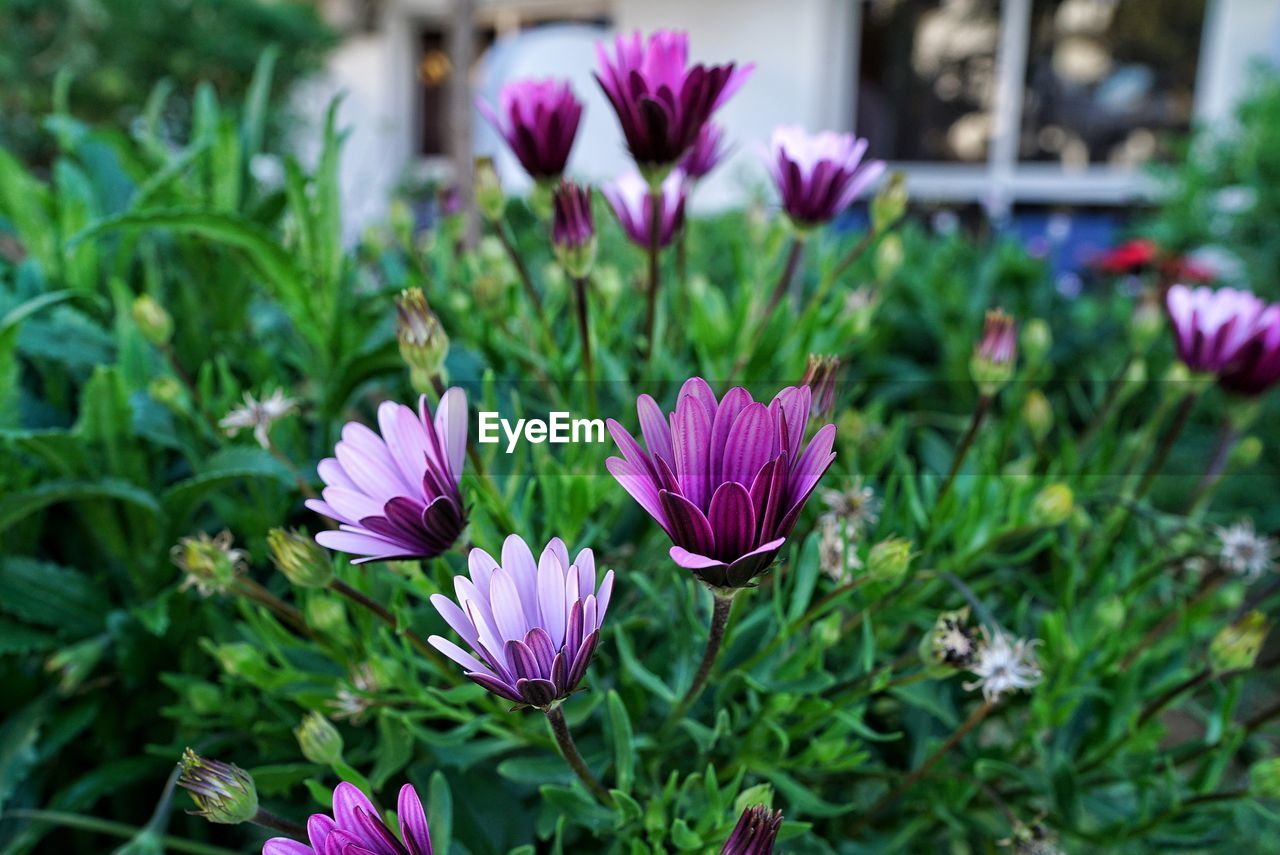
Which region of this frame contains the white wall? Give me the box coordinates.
[1195,0,1280,124]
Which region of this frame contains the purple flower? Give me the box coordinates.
[308,390,467,563]
[263,782,432,855]
[478,79,583,180]
[604,169,687,249]
[428,535,614,708]
[595,30,752,174]
[765,126,885,227]
[607,378,836,589]
[552,180,595,252]
[681,123,728,181]
[720,805,783,854]
[1166,284,1271,375]
[1220,304,1280,396]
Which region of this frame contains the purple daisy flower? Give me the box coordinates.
[720,804,783,854]
[428,535,614,708]
[595,30,752,175]
[681,123,729,182]
[1166,284,1271,375]
[263,781,432,855]
[607,378,837,589]
[1219,304,1280,396]
[478,79,583,180]
[604,169,687,249]
[765,126,886,227]
[308,390,467,563]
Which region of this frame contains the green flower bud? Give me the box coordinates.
[295,712,344,765]
[171,531,247,597]
[388,198,415,247]
[1116,358,1148,405]
[874,233,904,283]
[1209,610,1270,675]
[1250,757,1280,799]
[1022,390,1053,443]
[177,749,258,825]
[1020,319,1052,366]
[866,536,913,583]
[148,375,186,408]
[844,286,880,338]
[1230,436,1263,470]
[474,157,505,223]
[970,309,1018,396]
[305,595,348,636]
[395,287,449,393]
[1031,484,1074,527]
[1094,595,1126,634]
[870,171,908,233]
[132,295,173,346]
[1129,289,1164,352]
[267,528,333,588]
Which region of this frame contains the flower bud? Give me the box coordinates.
[172,531,247,597]
[1020,318,1052,367]
[149,375,186,408]
[919,607,978,671]
[305,595,348,636]
[132,295,173,346]
[395,287,449,392]
[1230,435,1263,470]
[177,749,258,825]
[1250,757,1280,799]
[551,180,597,279]
[721,804,783,855]
[1116,358,1148,405]
[1094,595,1126,633]
[970,309,1018,396]
[1129,289,1164,352]
[1209,610,1270,675]
[267,528,333,589]
[844,286,880,337]
[874,233,904,283]
[866,536,913,583]
[1030,484,1074,527]
[474,157,505,223]
[388,198,415,247]
[295,712,344,765]
[870,171,908,233]
[801,354,841,421]
[1022,390,1053,443]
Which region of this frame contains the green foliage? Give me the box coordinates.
[2,59,1280,855]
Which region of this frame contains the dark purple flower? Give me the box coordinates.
[595,30,752,175]
[604,169,687,249]
[263,782,432,855]
[721,805,783,855]
[429,535,613,708]
[308,390,467,563]
[801,353,841,420]
[607,378,836,589]
[552,181,595,251]
[479,79,583,180]
[681,123,728,181]
[765,126,885,227]
[1166,284,1270,375]
[1219,304,1280,396]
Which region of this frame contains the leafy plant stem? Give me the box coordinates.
[0,810,238,855]
[492,218,543,319]
[668,588,737,724]
[329,578,442,666]
[573,275,596,415]
[233,577,313,637]
[545,705,612,804]
[1186,418,1238,515]
[252,807,307,839]
[764,236,806,317]
[643,185,663,365]
[937,393,992,504]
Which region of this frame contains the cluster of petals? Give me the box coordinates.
[309,390,468,563]
[765,126,885,226]
[264,782,432,855]
[608,378,836,588]
[429,536,613,708]
[604,169,688,249]
[478,79,582,179]
[1166,285,1280,395]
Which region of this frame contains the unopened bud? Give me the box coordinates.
[172,531,247,597]
[551,181,596,278]
[721,804,783,855]
[1230,436,1263,470]
[1209,610,1270,674]
[1022,390,1053,443]
[1116,358,1148,405]
[866,536,913,583]
[1031,484,1074,527]
[149,375,186,408]
[474,157,505,223]
[844,286,880,337]
[388,199,415,246]
[395,288,449,392]
[295,712,344,765]
[1250,757,1280,799]
[801,354,841,421]
[971,309,1018,395]
[1021,319,1052,367]
[177,749,258,825]
[1129,289,1164,352]
[1095,595,1126,633]
[870,171,908,233]
[874,233,904,283]
[267,528,333,588]
[132,295,173,346]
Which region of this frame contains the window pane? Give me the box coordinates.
[1019,0,1207,166]
[857,0,1003,163]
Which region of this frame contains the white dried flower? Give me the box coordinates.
[964,628,1042,702]
[172,530,248,597]
[328,662,379,723]
[1216,519,1276,581]
[219,389,297,449]
[820,477,880,536]
[818,517,861,584]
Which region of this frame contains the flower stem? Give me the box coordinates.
[252,807,308,839]
[851,700,995,835]
[545,705,612,804]
[329,578,444,668]
[232,578,313,638]
[1186,418,1238,515]
[937,393,992,504]
[764,237,806,317]
[573,275,597,414]
[1078,355,1133,452]
[492,218,543,319]
[643,186,663,365]
[673,589,736,719]
[1134,390,1199,501]
[0,809,239,855]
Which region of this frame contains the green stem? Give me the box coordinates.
[252,807,307,839]
[0,809,239,855]
[937,394,992,504]
[669,589,737,724]
[764,237,806,317]
[329,578,444,667]
[1133,391,1199,501]
[545,705,612,804]
[573,276,597,415]
[642,186,664,366]
[492,218,543,318]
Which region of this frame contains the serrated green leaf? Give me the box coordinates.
[0,557,110,635]
[0,478,160,536]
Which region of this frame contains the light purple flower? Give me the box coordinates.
[604,169,687,249]
[263,781,432,855]
[1166,284,1271,375]
[720,804,783,854]
[595,30,752,174]
[607,378,837,589]
[308,391,467,563]
[1219,304,1280,396]
[428,535,614,708]
[681,123,728,181]
[478,79,582,180]
[765,126,885,227]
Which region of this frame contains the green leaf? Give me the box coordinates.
[0,557,110,635]
[427,770,452,855]
[0,697,48,813]
[0,618,60,655]
[369,712,414,790]
[0,478,160,537]
[606,690,635,795]
[162,446,293,531]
